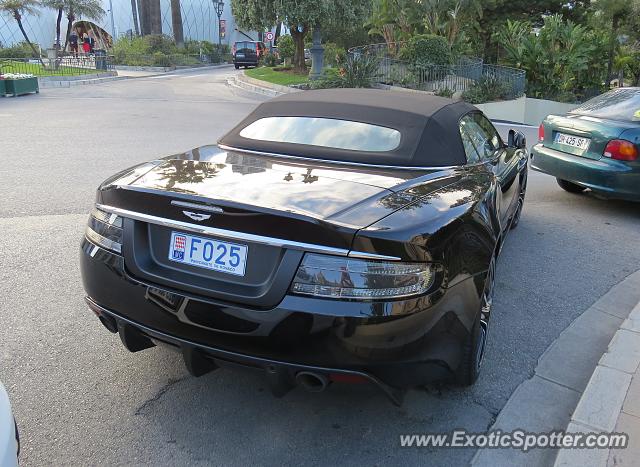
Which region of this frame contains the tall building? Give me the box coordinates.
[0,0,260,49]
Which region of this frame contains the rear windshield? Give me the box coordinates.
[235,42,256,50]
[570,88,640,122]
[239,116,402,152]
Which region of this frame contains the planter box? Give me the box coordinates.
[4,77,39,97]
[0,79,5,97]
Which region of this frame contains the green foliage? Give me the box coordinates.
[231,0,370,70]
[261,51,279,67]
[494,14,608,101]
[111,35,227,67]
[615,44,640,86]
[322,42,346,67]
[0,41,37,58]
[462,75,509,103]
[277,35,295,59]
[399,34,452,66]
[184,40,229,62]
[144,34,178,54]
[435,87,454,98]
[311,54,380,89]
[321,22,370,50]
[245,66,309,86]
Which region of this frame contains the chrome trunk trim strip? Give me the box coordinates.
[96,204,401,261]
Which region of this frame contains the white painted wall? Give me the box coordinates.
[476,97,579,126]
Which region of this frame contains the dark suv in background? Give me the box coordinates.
[232,41,266,69]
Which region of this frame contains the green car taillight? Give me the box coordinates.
[85,207,123,254]
[290,253,435,300]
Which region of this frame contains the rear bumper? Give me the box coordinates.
[531,143,640,201]
[80,239,484,394]
[233,58,258,65]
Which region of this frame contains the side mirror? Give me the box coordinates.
[508,129,526,150]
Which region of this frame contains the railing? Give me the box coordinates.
[0,54,114,77]
[111,53,230,68]
[348,42,526,101]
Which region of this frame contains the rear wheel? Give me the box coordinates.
[557,178,586,193]
[234,64,239,69]
[455,257,495,386]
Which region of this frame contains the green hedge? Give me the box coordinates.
[399,34,452,67]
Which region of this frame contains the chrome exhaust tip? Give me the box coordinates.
[295,371,329,393]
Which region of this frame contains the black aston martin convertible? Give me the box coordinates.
[80,89,528,404]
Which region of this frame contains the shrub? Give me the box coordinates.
[399,34,451,67]
[145,34,178,54]
[0,42,38,59]
[322,43,346,67]
[152,51,168,66]
[435,87,454,98]
[462,75,510,104]
[494,15,607,101]
[311,54,380,89]
[310,67,343,89]
[261,52,279,67]
[277,35,295,60]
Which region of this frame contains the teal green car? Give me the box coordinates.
[531,87,640,201]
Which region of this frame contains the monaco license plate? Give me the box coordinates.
[168,232,248,276]
[554,132,591,150]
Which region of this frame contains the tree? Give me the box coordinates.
[232,0,371,72]
[0,0,45,65]
[590,0,638,86]
[494,14,607,101]
[170,0,183,46]
[147,0,161,34]
[62,0,105,51]
[277,34,294,65]
[130,0,139,35]
[473,0,563,61]
[136,0,161,35]
[42,0,65,50]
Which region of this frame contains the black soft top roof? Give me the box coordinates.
[218,88,476,167]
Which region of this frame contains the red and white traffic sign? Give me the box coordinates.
[265,31,274,42]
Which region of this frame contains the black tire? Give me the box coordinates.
[455,257,495,386]
[234,64,239,69]
[510,171,527,229]
[557,178,586,193]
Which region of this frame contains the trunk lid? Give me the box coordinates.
[545,114,626,160]
[97,148,459,309]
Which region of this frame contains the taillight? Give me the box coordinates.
[232,44,236,54]
[291,253,435,300]
[85,207,123,253]
[538,123,544,143]
[603,139,638,161]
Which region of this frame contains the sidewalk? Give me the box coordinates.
[555,301,640,466]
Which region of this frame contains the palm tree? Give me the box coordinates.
[170,0,183,47]
[148,0,161,34]
[0,0,45,65]
[41,0,65,51]
[130,0,139,35]
[62,0,104,51]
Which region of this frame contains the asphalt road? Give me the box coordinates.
[1,67,640,466]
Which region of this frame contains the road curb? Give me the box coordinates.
[227,72,300,97]
[554,301,640,466]
[472,269,640,466]
[39,75,126,88]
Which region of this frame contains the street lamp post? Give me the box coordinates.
[214,0,224,48]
